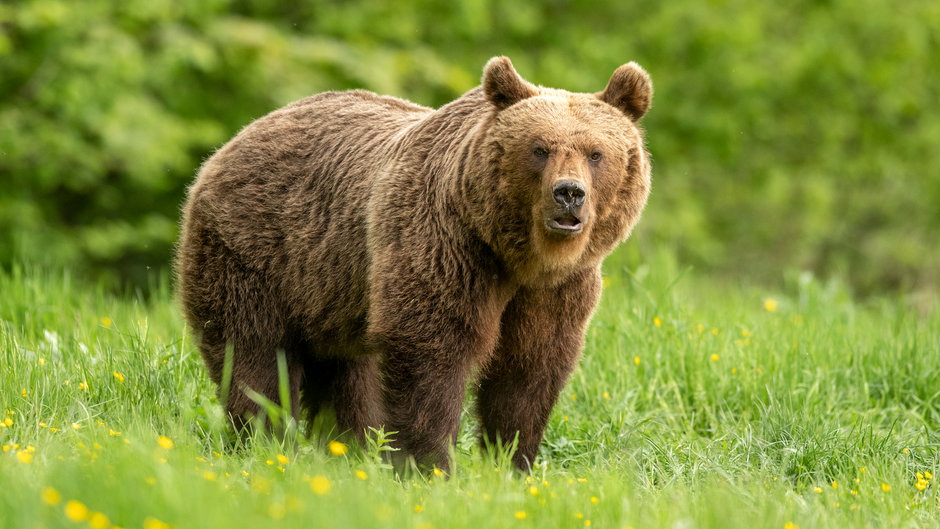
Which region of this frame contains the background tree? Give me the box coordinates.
[1,0,937,299]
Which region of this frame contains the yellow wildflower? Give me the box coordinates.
[514,511,527,520]
[276,454,290,464]
[763,298,778,312]
[831,481,838,489]
[590,496,599,503]
[203,471,217,481]
[78,382,88,391]
[355,470,368,480]
[41,487,62,505]
[653,316,662,327]
[328,440,348,456]
[584,521,591,527]
[64,500,89,522]
[925,471,933,480]
[915,479,929,491]
[633,356,641,365]
[602,392,610,399]
[3,417,12,426]
[433,467,445,477]
[784,523,799,529]
[88,512,110,529]
[529,486,538,496]
[881,482,891,492]
[72,423,81,430]
[710,327,719,335]
[142,517,171,529]
[101,317,112,328]
[268,503,286,520]
[21,388,28,398]
[710,354,720,362]
[109,429,121,437]
[310,476,331,495]
[17,451,33,464]
[112,372,125,383]
[157,435,174,450]
[251,477,271,494]
[413,504,424,513]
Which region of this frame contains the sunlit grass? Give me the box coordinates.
[1,257,938,528]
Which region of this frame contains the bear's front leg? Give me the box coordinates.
[378,338,475,472]
[367,264,506,473]
[477,267,602,471]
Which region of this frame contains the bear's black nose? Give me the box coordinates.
[553,180,586,208]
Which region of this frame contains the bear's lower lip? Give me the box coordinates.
[546,215,583,235]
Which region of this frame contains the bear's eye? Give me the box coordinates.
[589,151,603,162]
[533,147,549,158]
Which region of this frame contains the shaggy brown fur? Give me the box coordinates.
[176,56,653,471]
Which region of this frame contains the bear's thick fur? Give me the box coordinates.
[176,57,652,471]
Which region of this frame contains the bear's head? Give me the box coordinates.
[476,57,653,286]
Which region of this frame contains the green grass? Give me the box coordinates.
[1,255,938,529]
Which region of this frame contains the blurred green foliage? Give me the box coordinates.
[1,0,938,296]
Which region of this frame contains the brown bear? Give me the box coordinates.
[176,56,652,471]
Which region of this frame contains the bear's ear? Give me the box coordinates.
[483,56,538,110]
[598,62,653,121]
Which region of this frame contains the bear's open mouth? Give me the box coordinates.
[546,214,583,234]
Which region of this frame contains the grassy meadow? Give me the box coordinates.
[2,252,938,529]
[4,2,939,528]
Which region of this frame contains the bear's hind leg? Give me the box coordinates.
[180,221,301,431]
[332,354,384,442]
[224,343,304,432]
[300,354,383,443]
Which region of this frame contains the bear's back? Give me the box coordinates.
[180,91,433,336]
[185,90,432,267]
